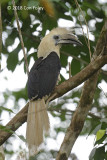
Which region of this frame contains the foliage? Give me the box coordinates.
[89,120,107,160]
[0,0,107,159]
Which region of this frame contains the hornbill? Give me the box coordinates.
[26,27,82,156]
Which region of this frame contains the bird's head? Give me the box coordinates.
[37,27,82,58]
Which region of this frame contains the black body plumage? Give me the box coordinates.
[27,52,61,100]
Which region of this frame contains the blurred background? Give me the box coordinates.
[0,0,107,159]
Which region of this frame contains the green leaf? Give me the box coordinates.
[89,147,96,160]
[101,121,107,130]
[88,123,101,136]
[0,0,9,3]
[27,0,39,7]
[96,129,106,141]
[60,54,67,67]
[7,44,21,71]
[83,2,99,12]
[0,106,14,113]
[95,134,107,145]
[5,37,15,46]
[59,74,66,84]
[94,146,106,160]
[31,23,40,32]
[17,135,26,142]
[12,87,27,101]
[71,59,81,76]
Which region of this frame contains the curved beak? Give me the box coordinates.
[57,34,82,46]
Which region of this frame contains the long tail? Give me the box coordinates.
[26,99,50,156]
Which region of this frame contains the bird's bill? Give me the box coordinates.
[57,34,82,46]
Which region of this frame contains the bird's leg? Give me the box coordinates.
[46,93,57,109]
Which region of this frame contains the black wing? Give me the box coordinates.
[27,52,61,100]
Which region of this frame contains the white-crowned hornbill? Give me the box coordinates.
[26,27,82,156]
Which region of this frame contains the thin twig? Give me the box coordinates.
[12,0,29,75]
[69,62,71,79]
[0,3,2,70]
[101,70,107,75]
[0,5,4,157]
[46,93,57,108]
[98,86,107,98]
[74,0,92,60]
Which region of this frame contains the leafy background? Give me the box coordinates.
[0,0,107,159]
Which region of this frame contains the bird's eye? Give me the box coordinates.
[53,35,59,40]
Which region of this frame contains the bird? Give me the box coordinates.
[26,27,82,156]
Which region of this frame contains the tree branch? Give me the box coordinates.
[0,53,106,145]
[56,72,99,160]
[56,21,107,160]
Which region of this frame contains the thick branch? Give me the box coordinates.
[0,53,107,145]
[56,21,107,160]
[56,72,99,160]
